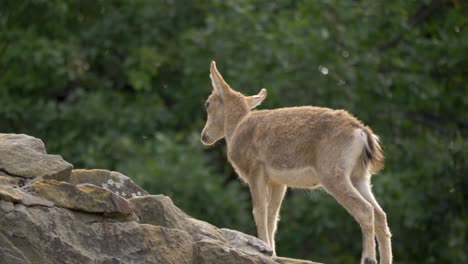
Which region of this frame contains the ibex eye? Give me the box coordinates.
[205,101,210,109]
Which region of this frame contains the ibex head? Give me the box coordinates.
[201,61,267,145]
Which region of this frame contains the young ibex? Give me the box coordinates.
[201,61,392,264]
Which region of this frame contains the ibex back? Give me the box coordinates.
[201,61,392,264]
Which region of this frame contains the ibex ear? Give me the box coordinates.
[246,88,267,109]
[210,61,231,97]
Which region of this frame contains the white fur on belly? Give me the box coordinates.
[266,166,320,189]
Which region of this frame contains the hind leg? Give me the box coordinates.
[321,173,377,264]
[353,177,393,264]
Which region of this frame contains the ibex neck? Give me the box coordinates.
[224,97,249,144]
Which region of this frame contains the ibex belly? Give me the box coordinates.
[266,166,320,189]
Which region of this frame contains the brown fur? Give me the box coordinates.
[201,61,392,264]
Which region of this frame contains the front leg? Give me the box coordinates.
[249,172,270,246]
[267,182,287,256]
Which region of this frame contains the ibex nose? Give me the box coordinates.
[202,133,209,142]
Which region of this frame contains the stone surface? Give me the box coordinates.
[194,238,277,264]
[69,169,148,199]
[274,257,323,264]
[221,228,274,256]
[0,175,19,186]
[0,191,321,264]
[0,133,72,181]
[0,186,54,207]
[130,195,227,242]
[31,180,133,215]
[0,202,193,264]
[139,224,194,264]
[0,134,46,153]
[0,233,31,264]
[130,195,275,258]
[0,133,321,264]
[0,185,21,203]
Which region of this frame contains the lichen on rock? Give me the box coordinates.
[31,180,134,216]
[69,169,148,199]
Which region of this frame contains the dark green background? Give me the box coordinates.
[1,1,466,263]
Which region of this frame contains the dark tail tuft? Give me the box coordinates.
[364,127,384,174]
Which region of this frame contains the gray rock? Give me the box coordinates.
[221,228,273,256]
[0,133,321,264]
[130,195,278,259]
[194,238,278,264]
[129,195,323,264]
[130,195,227,242]
[0,200,15,218]
[0,233,31,264]
[0,134,46,153]
[0,193,321,264]
[139,224,194,264]
[0,202,193,264]
[0,133,72,181]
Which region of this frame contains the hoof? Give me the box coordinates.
[364,257,376,264]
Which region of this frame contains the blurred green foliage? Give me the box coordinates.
[1,1,467,263]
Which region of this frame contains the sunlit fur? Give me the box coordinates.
[201,61,391,264]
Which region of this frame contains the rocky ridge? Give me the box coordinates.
[0,133,321,264]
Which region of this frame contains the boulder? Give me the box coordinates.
[130,195,275,257]
[0,133,323,264]
[0,185,53,207]
[130,195,227,242]
[0,134,72,181]
[0,134,46,153]
[0,202,193,264]
[129,195,321,264]
[69,169,148,199]
[0,186,323,264]
[31,180,133,216]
